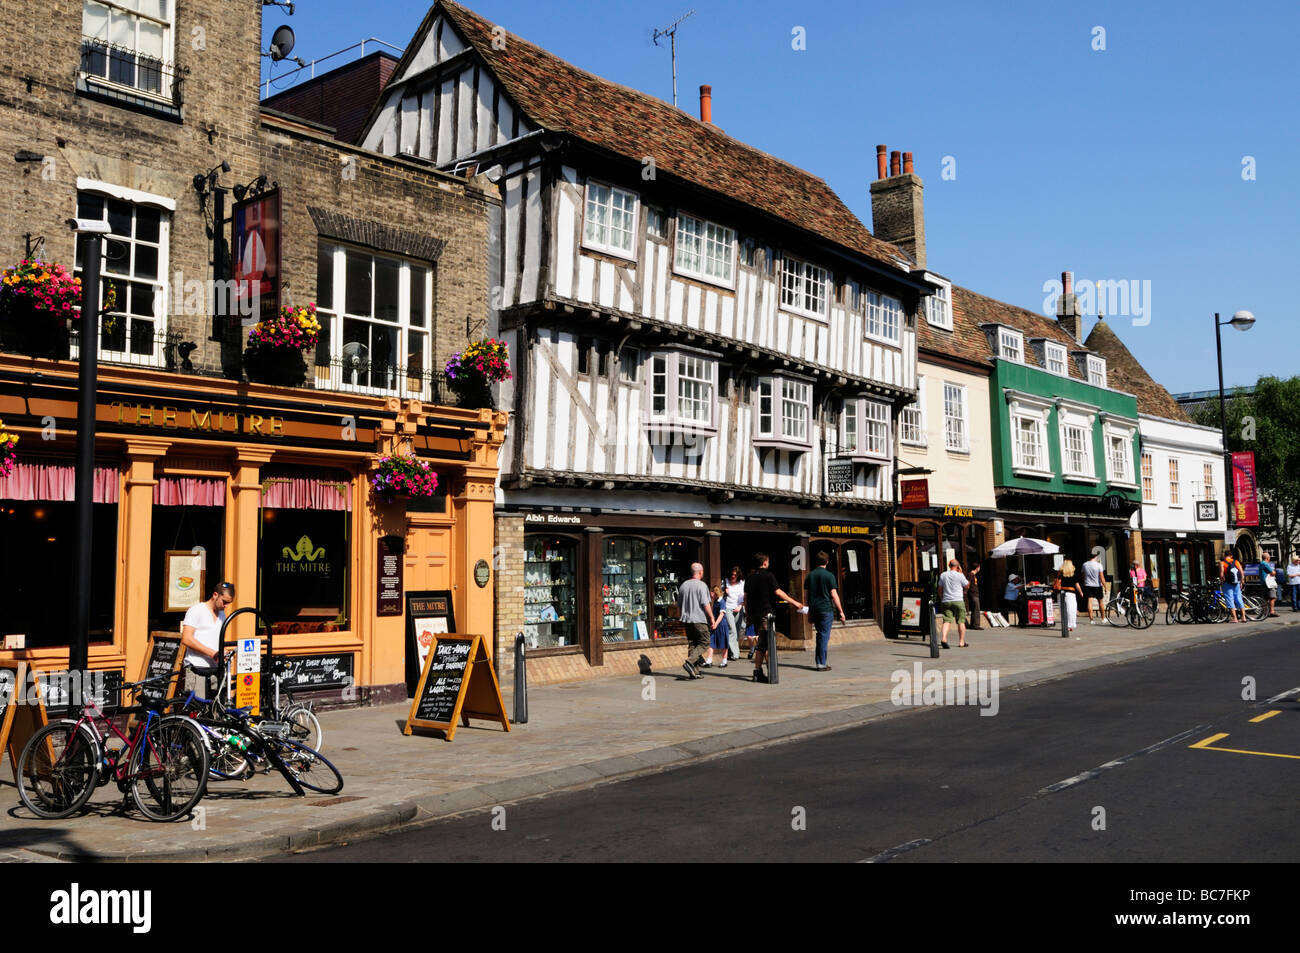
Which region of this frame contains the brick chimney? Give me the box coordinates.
[699,85,712,124]
[1056,270,1083,342]
[869,144,926,268]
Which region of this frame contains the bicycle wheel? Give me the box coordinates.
[1244,595,1268,623]
[1166,597,1181,626]
[1105,599,1129,627]
[207,729,252,780]
[275,739,343,795]
[131,716,209,822]
[17,721,99,819]
[284,704,323,753]
[1210,598,1228,624]
[1128,601,1154,630]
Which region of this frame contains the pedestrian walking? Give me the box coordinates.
[745,552,805,683]
[1220,552,1246,624]
[966,561,983,630]
[938,559,970,648]
[721,566,745,662]
[1081,552,1105,624]
[704,585,730,667]
[1260,550,1280,617]
[1057,559,1082,633]
[676,562,716,679]
[806,551,845,670]
[1287,556,1300,612]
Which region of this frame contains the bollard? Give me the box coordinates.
[1060,592,1069,638]
[767,611,779,684]
[513,631,528,724]
[928,601,941,658]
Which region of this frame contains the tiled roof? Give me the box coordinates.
[1083,319,1192,422]
[434,0,912,272]
[945,285,1105,383]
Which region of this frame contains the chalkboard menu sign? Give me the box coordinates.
[3,663,47,784]
[0,661,22,774]
[40,669,125,715]
[139,634,185,707]
[405,590,455,697]
[274,653,354,690]
[403,634,509,741]
[378,536,404,616]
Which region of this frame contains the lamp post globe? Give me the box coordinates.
[1229,310,1256,331]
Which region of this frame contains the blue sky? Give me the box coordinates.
[261,0,1298,394]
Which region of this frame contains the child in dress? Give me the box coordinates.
[704,585,731,667]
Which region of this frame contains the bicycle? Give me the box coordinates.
[199,651,324,753]
[1103,584,1155,629]
[17,673,209,822]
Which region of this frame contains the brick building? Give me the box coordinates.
[0,0,504,704]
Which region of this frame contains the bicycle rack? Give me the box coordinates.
[217,606,275,711]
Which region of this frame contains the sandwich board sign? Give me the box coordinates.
[3,663,50,784]
[403,634,509,741]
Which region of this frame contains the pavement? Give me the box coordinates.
[2,611,1296,862]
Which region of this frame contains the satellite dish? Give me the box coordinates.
[342,342,370,382]
[269,25,296,61]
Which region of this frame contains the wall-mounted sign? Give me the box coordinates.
[826,460,854,494]
[1196,500,1219,522]
[474,559,491,588]
[273,653,355,690]
[900,479,930,510]
[236,637,262,715]
[406,590,455,697]
[232,188,281,327]
[524,513,584,525]
[377,536,404,616]
[941,505,975,519]
[815,524,876,536]
[164,550,206,613]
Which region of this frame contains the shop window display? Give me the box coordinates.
[524,536,577,649]
[258,507,351,634]
[602,537,648,642]
[652,538,699,640]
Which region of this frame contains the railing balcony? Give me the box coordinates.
[78,37,184,117]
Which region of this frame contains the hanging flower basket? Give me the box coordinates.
[0,259,83,359]
[0,420,18,478]
[243,304,320,386]
[371,455,440,504]
[445,338,510,409]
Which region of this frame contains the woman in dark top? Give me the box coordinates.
[1057,559,1083,633]
[967,561,983,629]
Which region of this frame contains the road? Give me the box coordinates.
[286,624,1300,862]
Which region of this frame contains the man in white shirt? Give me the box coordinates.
[180,582,235,697]
[938,560,970,649]
[1080,554,1106,624]
[1287,556,1300,612]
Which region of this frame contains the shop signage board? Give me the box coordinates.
[4,664,48,785]
[403,634,510,741]
[274,653,355,690]
[406,590,455,695]
[232,188,281,326]
[139,634,185,709]
[1231,451,1259,526]
[897,582,929,635]
[39,669,124,715]
[826,460,854,494]
[1196,500,1219,522]
[236,638,262,715]
[164,550,206,613]
[900,479,930,510]
[377,536,404,617]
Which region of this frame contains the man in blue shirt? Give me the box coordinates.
[1259,551,1279,617]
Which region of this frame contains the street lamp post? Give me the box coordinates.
[1215,310,1255,550]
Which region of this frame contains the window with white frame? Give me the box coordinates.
[780,255,829,318]
[1203,462,1214,500]
[755,376,812,448]
[316,244,432,396]
[1087,355,1107,387]
[1010,401,1050,474]
[73,189,169,363]
[1168,457,1181,506]
[926,283,952,330]
[998,327,1023,363]
[674,213,735,285]
[1063,424,1091,476]
[1141,452,1154,502]
[943,382,968,451]
[644,206,665,240]
[866,291,902,343]
[583,181,638,257]
[81,0,174,98]
[1106,431,1132,484]
[900,377,926,446]
[840,398,889,458]
[1045,341,1067,376]
[647,350,717,431]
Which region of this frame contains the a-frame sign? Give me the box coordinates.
[403,634,510,741]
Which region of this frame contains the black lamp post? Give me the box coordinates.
[1215,310,1255,546]
[68,217,110,676]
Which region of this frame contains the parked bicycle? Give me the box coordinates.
[17,673,209,822]
[1103,584,1155,629]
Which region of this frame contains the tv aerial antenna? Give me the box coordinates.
[652,9,696,107]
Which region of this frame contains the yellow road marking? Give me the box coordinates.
[1190,732,1300,760]
[1250,710,1282,723]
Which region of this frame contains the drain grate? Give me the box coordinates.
[307,795,366,807]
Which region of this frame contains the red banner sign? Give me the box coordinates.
[1231,451,1259,526]
[900,479,930,510]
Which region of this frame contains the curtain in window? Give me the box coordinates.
[259,467,352,511]
[153,476,224,507]
[0,457,119,503]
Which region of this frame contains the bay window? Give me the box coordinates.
[755,376,813,450]
[841,397,890,460]
[645,350,718,433]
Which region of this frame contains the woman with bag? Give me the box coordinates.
[1057,560,1083,633]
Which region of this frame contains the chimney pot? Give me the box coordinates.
[890,151,901,177]
[699,84,712,124]
[876,144,887,180]
[1062,271,1073,295]
[903,152,914,174]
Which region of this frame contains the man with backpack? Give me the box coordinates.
[1221,552,1246,624]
